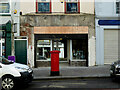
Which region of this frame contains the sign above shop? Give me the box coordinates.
[98,20,120,25]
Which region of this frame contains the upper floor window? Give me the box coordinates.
[116,1,120,14]
[36,0,51,13]
[0,3,10,13]
[38,2,50,12]
[65,0,80,13]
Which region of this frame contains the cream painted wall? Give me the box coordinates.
[80,0,94,14]
[20,0,35,15]
[20,0,94,14]
[52,0,64,13]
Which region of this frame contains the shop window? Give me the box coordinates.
[0,3,10,13]
[65,0,80,13]
[36,40,51,60]
[36,0,51,13]
[116,1,120,14]
[72,40,87,60]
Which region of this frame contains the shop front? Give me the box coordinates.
[96,19,120,65]
[34,26,88,67]
[20,14,95,67]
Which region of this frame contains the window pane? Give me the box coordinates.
[116,2,120,14]
[72,40,87,60]
[0,3,10,13]
[66,3,77,12]
[38,3,50,12]
[36,40,51,60]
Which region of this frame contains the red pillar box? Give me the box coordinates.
[50,50,60,76]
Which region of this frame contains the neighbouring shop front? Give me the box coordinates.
[0,21,28,65]
[0,21,11,58]
[96,20,120,65]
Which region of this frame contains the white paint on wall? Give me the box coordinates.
[95,22,104,65]
[27,31,34,68]
[95,0,119,17]
[88,36,96,66]
[80,0,94,14]
[52,0,64,13]
[70,40,72,61]
[27,45,34,67]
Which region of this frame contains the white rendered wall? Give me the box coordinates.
[80,0,94,14]
[20,0,35,15]
[88,36,96,66]
[52,0,64,13]
[95,0,120,18]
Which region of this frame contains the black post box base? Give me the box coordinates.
[50,71,60,76]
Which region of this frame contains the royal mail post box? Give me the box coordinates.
[50,50,60,76]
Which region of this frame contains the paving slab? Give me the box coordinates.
[33,65,110,80]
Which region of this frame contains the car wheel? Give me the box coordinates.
[2,76,15,90]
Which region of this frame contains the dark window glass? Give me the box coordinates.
[0,3,10,13]
[66,3,78,13]
[72,39,87,60]
[116,2,120,14]
[38,3,50,12]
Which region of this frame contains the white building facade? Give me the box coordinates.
[0,0,20,57]
[95,0,120,65]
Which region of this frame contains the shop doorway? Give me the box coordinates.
[52,39,68,62]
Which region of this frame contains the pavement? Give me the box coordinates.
[33,65,111,80]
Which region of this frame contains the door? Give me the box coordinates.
[104,30,119,64]
[52,40,67,61]
[15,40,27,64]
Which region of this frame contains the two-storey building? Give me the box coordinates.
[95,0,120,65]
[0,0,20,58]
[20,0,95,67]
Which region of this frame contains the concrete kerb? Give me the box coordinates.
[33,76,110,81]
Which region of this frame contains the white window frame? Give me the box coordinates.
[0,0,11,15]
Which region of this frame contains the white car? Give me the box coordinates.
[0,56,33,90]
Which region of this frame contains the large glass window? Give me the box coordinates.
[72,39,87,60]
[38,3,50,13]
[66,3,78,13]
[0,3,10,13]
[116,2,120,14]
[36,40,51,60]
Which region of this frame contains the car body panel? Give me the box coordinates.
[0,63,21,78]
[110,60,120,78]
